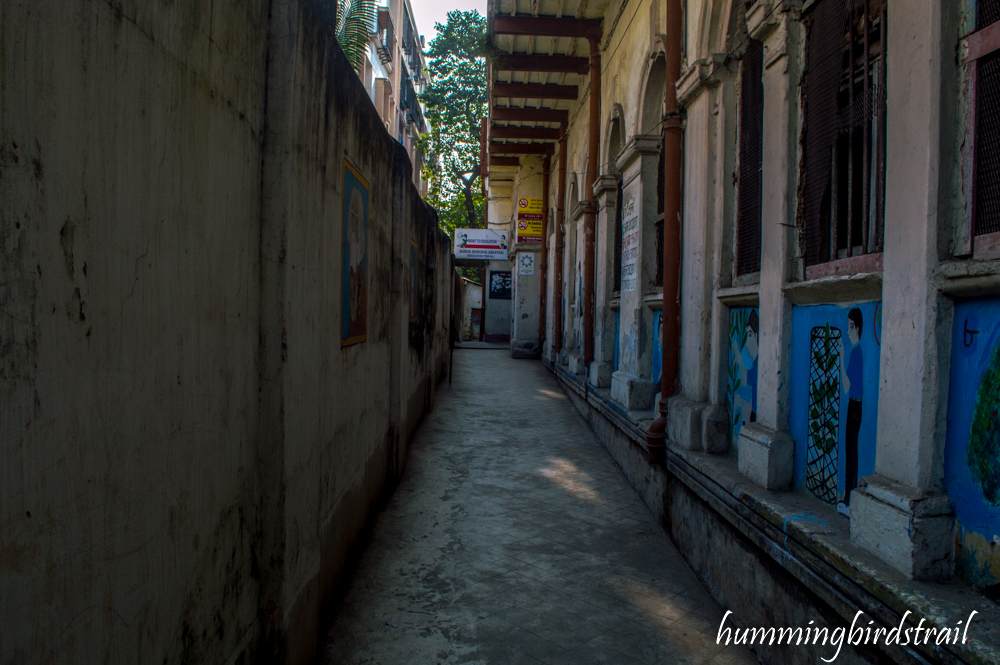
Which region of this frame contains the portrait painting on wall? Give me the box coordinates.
[341,160,369,347]
[727,307,760,453]
[789,301,882,517]
[409,240,419,323]
[489,271,511,299]
[945,298,1000,592]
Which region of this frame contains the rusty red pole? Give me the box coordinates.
[539,156,550,348]
[554,133,567,355]
[646,0,682,464]
[583,38,600,364]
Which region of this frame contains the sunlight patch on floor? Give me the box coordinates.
[535,388,566,400]
[538,458,601,502]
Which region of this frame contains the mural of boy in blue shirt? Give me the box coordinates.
[837,308,864,517]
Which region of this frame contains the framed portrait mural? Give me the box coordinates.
[341,160,369,347]
[489,271,512,300]
[409,240,419,323]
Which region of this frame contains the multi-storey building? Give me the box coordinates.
[358,0,429,194]
[484,0,1000,662]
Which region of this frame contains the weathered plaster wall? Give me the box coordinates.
[0,2,450,664]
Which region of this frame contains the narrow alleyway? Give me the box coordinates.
[321,351,757,665]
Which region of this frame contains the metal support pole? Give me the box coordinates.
[646,0,683,464]
[539,156,551,349]
[583,38,600,365]
[554,133,567,355]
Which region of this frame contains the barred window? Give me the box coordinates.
[800,0,886,267]
[735,38,765,276]
[973,1,1000,236]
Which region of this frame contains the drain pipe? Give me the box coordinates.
[553,132,567,356]
[646,0,683,464]
[539,156,551,349]
[583,38,601,365]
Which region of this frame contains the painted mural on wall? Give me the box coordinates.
[727,307,759,452]
[489,271,512,299]
[341,160,369,347]
[620,195,639,292]
[790,301,881,516]
[946,298,1000,592]
[409,240,418,322]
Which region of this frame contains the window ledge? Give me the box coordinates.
[783,271,882,305]
[716,284,760,306]
[610,297,621,311]
[935,258,1000,297]
[643,292,663,310]
[805,252,883,281]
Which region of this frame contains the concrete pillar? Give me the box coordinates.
[610,136,661,410]
[849,0,955,581]
[591,174,619,387]
[510,158,544,357]
[736,7,800,490]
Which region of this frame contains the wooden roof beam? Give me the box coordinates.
[491,125,561,141]
[494,54,590,75]
[493,82,578,100]
[490,142,555,155]
[493,16,603,40]
[491,107,569,123]
[489,156,521,167]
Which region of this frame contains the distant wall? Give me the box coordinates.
[0,2,449,664]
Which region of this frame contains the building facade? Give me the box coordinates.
[360,0,429,194]
[485,0,1000,662]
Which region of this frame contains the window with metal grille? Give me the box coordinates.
[980,0,1000,30]
[973,2,1000,237]
[736,38,764,276]
[614,176,624,293]
[655,137,665,287]
[800,0,887,267]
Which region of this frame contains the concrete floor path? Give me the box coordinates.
[321,351,757,665]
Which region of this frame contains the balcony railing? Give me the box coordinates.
[375,8,394,65]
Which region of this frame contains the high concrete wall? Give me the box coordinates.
[0,2,449,664]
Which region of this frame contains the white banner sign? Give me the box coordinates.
[454,229,509,260]
[621,196,639,291]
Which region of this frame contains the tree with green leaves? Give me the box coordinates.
[336,0,376,72]
[420,10,488,237]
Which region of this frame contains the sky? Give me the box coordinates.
[408,0,486,42]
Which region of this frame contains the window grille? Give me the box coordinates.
[976,53,1000,236]
[655,137,665,287]
[736,38,764,276]
[800,0,886,267]
[979,0,1000,30]
[614,176,623,293]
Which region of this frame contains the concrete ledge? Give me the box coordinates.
[588,360,613,388]
[736,423,793,490]
[567,352,587,375]
[701,404,730,454]
[851,476,955,582]
[666,396,704,451]
[610,370,655,411]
